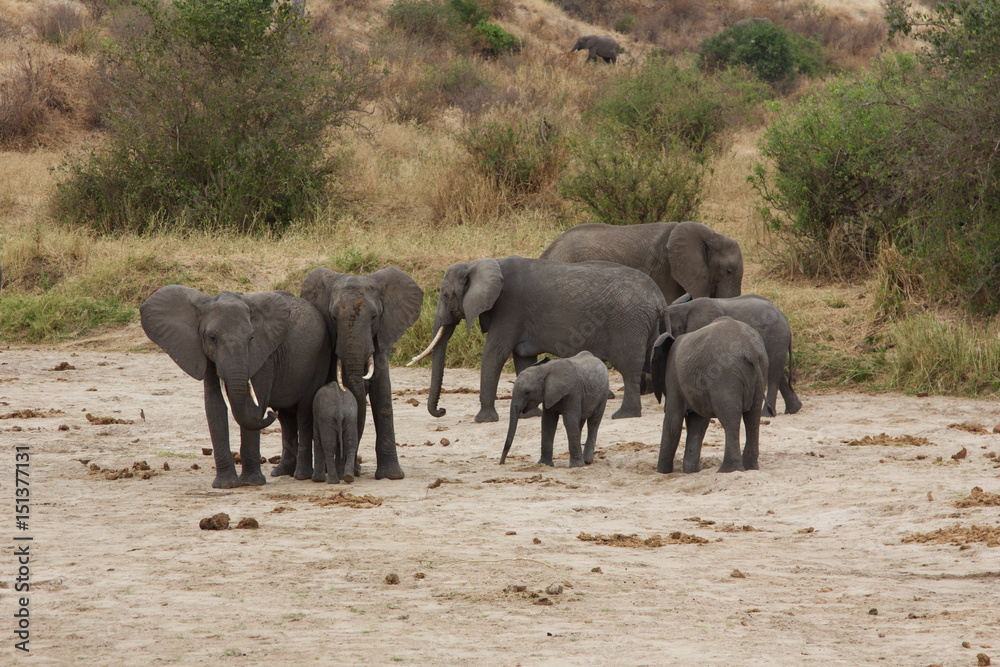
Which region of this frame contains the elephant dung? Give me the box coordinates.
[236,517,259,529]
[199,513,231,530]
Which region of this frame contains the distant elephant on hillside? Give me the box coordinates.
[408,256,667,422]
[540,221,743,305]
[571,35,618,63]
[665,295,801,417]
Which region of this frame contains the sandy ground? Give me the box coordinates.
[2,337,1000,665]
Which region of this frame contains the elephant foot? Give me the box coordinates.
[312,470,326,483]
[270,459,296,477]
[762,402,776,418]
[212,471,242,489]
[475,406,499,423]
[743,457,759,471]
[537,458,554,467]
[784,396,802,414]
[717,459,746,473]
[375,462,405,480]
[569,457,586,468]
[325,474,341,484]
[520,407,542,419]
[239,470,267,486]
[656,463,675,474]
[611,405,641,419]
[353,461,361,477]
[340,473,354,484]
[293,465,314,481]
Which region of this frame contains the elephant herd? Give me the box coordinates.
[140,221,801,489]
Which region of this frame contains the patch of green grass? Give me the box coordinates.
[0,293,135,343]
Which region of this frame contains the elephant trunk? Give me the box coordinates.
[223,377,276,431]
[499,396,524,464]
[427,324,456,418]
[339,355,370,441]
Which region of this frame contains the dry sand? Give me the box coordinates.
[2,340,999,665]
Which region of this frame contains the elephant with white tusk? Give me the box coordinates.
[140,287,331,488]
[301,266,423,481]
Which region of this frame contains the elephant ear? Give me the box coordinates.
[300,266,340,347]
[542,363,575,409]
[650,332,676,404]
[462,258,503,334]
[666,222,712,299]
[140,285,213,380]
[244,292,291,377]
[372,266,424,351]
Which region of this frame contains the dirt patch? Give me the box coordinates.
[309,491,383,508]
[949,422,989,435]
[577,531,709,547]
[85,412,134,425]
[843,433,935,447]
[1,408,65,419]
[953,487,1000,508]
[606,441,653,452]
[902,524,1000,548]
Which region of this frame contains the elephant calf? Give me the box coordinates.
[500,352,609,468]
[312,383,359,484]
[666,294,801,416]
[571,34,618,63]
[652,317,769,474]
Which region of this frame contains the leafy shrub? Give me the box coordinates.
[55,0,373,235]
[698,21,795,83]
[788,32,827,77]
[386,0,519,57]
[473,20,520,57]
[459,116,562,199]
[560,127,705,225]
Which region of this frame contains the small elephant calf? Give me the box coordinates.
[500,352,609,468]
[312,382,359,484]
[652,317,769,474]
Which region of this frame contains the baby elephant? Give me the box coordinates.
[312,382,359,484]
[652,317,769,474]
[500,352,609,468]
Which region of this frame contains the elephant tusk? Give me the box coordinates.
[219,378,233,416]
[248,380,259,407]
[362,356,374,380]
[337,360,346,392]
[407,327,444,367]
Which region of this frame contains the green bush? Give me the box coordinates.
[473,20,520,57]
[459,116,562,198]
[54,0,373,235]
[589,58,768,153]
[386,0,519,57]
[698,21,795,83]
[560,127,705,225]
[789,32,827,77]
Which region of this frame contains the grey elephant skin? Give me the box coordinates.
[415,256,666,422]
[500,352,609,468]
[571,34,618,63]
[665,295,801,417]
[652,317,769,474]
[312,382,360,484]
[140,287,331,488]
[540,222,743,305]
[301,266,423,481]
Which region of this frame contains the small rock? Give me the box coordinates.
[546,583,563,595]
[202,448,212,456]
[952,447,968,460]
[927,491,933,501]
[533,597,553,606]
[163,462,170,471]
[199,513,230,530]
[58,424,69,431]
[591,567,602,573]
[190,463,200,470]
[414,572,425,580]
[963,642,972,649]
[406,398,419,406]
[730,569,746,579]
[979,654,991,667]
[236,517,259,529]
[868,608,878,616]
[994,424,1000,434]
[428,478,442,489]
[532,537,541,544]
[385,573,400,585]
[504,584,526,593]
[440,438,450,446]
[505,530,516,535]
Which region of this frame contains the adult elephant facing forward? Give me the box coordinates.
[301,267,423,481]
[409,256,667,422]
[540,222,743,305]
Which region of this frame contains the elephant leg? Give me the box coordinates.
[717,412,746,473]
[538,409,559,467]
[779,374,802,414]
[476,337,510,423]
[204,372,240,489]
[583,399,606,465]
[612,365,642,419]
[312,418,336,484]
[370,359,405,480]
[742,405,762,471]
[270,409,298,477]
[293,401,315,481]
[513,353,542,418]
[340,415,360,484]
[657,395,685,474]
[681,413,711,474]
[238,427,266,486]
[563,404,585,468]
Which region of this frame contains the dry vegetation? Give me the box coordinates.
[0,0,996,397]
